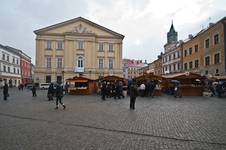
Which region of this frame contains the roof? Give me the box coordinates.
[66,76,94,81]
[183,16,226,44]
[162,72,204,79]
[34,17,124,39]
[101,75,124,81]
[134,73,162,81]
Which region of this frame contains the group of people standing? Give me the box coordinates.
[137,80,157,97]
[100,80,140,110]
[101,81,125,100]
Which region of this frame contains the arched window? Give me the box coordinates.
[77,56,84,68]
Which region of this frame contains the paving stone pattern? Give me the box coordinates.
[0,88,226,149]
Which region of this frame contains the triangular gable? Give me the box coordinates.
[34,17,124,39]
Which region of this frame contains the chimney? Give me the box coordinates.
[209,23,214,27]
[188,34,193,39]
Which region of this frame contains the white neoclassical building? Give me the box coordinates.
[0,44,21,87]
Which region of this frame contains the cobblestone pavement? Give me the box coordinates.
[0,88,226,150]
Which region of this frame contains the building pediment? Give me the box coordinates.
[34,17,124,39]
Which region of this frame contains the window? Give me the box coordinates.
[2,53,5,60]
[205,70,208,75]
[46,57,51,68]
[205,56,210,66]
[184,50,187,56]
[189,47,192,55]
[14,68,16,73]
[109,59,113,69]
[57,41,64,50]
[214,34,219,45]
[46,76,51,83]
[13,58,15,63]
[195,60,199,68]
[78,41,84,49]
[184,63,187,70]
[99,43,104,51]
[173,64,176,71]
[8,67,10,73]
[173,53,176,59]
[77,56,84,68]
[177,63,180,70]
[99,59,104,69]
[16,59,19,64]
[216,69,219,74]
[46,40,52,49]
[214,53,220,64]
[189,61,193,69]
[205,39,210,48]
[109,43,113,52]
[3,66,6,72]
[57,57,63,68]
[169,65,171,72]
[17,69,19,74]
[169,55,171,61]
[7,55,9,62]
[195,45,198,52]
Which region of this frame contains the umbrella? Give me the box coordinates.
[170,80,180,84]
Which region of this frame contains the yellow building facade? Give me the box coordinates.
[182,17,226,76]
[34,17,124,83]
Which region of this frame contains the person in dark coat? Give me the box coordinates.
[64,82,69,95]
[130,83,138,110]
[31,84,37,97]
[47,83,54,101]
[101,81,106,100]
[55,84,66,109]
[3,83,9,100]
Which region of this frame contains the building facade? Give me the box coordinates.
[162,23,183,74]
[0,44,21,87]
[182,17,226,76]
[20,51,32,85]
[34,17,124,83]
[153,54,163,76]
[123,59,145,79]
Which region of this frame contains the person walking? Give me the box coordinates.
[55,84,66,109]
[130,83,138,110]
[31,84,37,97]
[47,83,54,101]
[3,83,9,100]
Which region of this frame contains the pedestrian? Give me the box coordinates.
[31,84,37,97]
[101,81,106,100]
[130,83,138,110]
[3,83,9,100]
[64,82,69,95]
[55,84,66,109]
[47,83,54,101]
[150,80,156,98]
[139,82,146,97]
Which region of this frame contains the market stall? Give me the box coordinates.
[66,76,97,95]
[162,72,205,96]
[133,73,163,96]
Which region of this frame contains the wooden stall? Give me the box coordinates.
[133,73,163,96]
[162,72,205,96]
[66,76,97,95]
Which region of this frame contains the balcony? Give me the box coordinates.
[75,67,84,73]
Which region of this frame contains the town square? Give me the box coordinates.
[1,0,226,149]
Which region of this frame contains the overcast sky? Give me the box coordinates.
[0,0,226,64]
